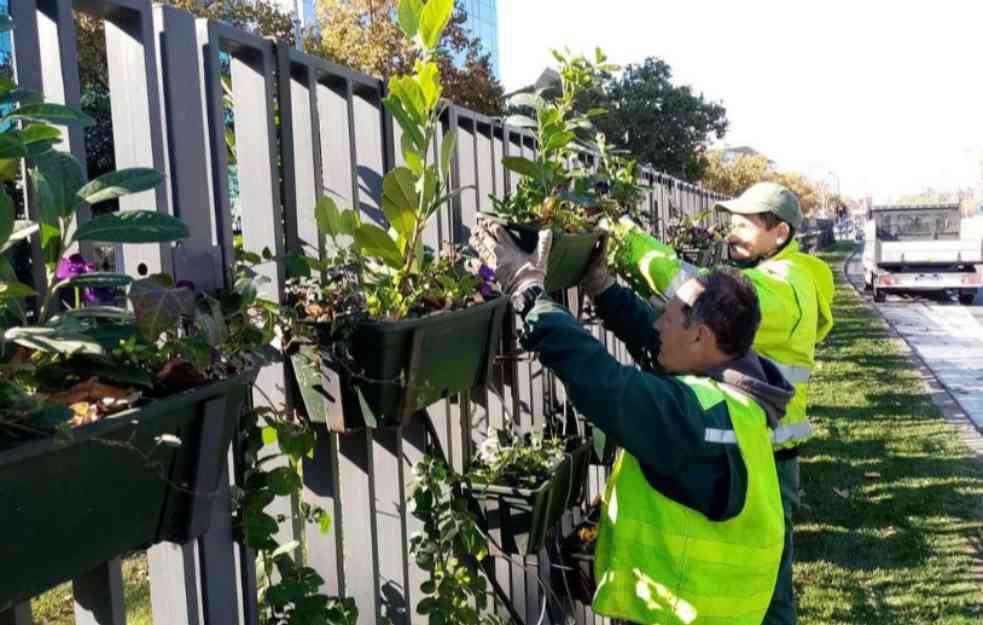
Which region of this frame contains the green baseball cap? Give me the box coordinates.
[713,182,803,230]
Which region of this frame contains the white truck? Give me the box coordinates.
[863,204,982,304]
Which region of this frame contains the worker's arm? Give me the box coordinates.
[592,283,663,372]
[742,266,803,352]
[611,223,701,300]
[521,297,746,521]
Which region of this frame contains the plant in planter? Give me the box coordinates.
[487,48,632,291]
[464,429,590,556]
[235,404,357,625]
[0,45,275,606]
[283,0,507,431]
[664,208,729,266]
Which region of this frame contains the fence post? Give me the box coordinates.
[72,560,126,625]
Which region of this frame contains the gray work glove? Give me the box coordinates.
[469,219,553,297]
[580,233,616,299]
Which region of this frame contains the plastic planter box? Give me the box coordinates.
[467,443,590,556]
[0,374,251,609]
[483,217,604,292]
[291,297,509,431]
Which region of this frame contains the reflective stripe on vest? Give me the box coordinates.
[771,420,812,445]
[773,362,812,385]
[704,428,737,444]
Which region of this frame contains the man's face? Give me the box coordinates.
[654,279,706,373]
[725,213,787,261]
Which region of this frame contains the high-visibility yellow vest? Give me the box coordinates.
[592,376,785,625]
[612,227,834,449]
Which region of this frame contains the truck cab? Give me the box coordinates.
[862,204,982,303]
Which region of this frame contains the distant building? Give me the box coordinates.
[457,0,500,79]
[720,145,776,168]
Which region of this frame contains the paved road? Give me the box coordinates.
[845,247,983,433]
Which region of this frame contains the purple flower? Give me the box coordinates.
[477,264,496,299]
[478,265,495,281]
[55,253,94,280]
[55,253,115,305]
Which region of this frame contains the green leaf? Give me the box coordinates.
[0,187,12,249]
[418,0,453,49]
[544,130,576,153]
[397,0,423,38]
[75,210,189,243]
[315,195,341,239]
[0,158,20,181]
[416,60,441,110]
[439,129,456,181]
[388,75,427,126]
[261,426,278,445]
[3,326,104,356]
[0,281,37,299]
[268,466,302,496]
[0,88,42,106]
[337,210,356,237]
[502,156,545,180]
[127,277,196,340]
[16,124,63,146]
[382,167,418,241]
[0,220,38,255]
[283,252,311,279]
[30,167,61,263]
[37,151,85,218]
[384,93,425,152]
[504,114,537,130]
[57,272,132,290]
[5,103,95,127]
[0,134,27,159]
[318,510,332,534]
[77,168,163,205]
[354,223,403,269]
[401,131,424,176]
[508,92,545,112]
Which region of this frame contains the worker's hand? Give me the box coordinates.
[470,218,552,296]
[580,234,615,298]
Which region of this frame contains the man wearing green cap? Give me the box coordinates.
[591,181,834,624]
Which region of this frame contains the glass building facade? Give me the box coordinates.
[457,0,500,79]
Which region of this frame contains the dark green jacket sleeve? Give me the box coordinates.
[521,297,746,521]
[594,284,663,372]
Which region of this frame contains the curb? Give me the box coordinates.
[840,245,983,455]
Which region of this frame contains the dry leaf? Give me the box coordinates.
[157,359,206,391]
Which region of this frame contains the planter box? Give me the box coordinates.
[291,297,509,432]
[0,375,251,609]
[467,443,590,556]
[484,217,604,292]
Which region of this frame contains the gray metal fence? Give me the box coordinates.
[2,2,728,624]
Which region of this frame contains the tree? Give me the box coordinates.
[575,57,728,181]
[307,0,504,115]
[700,150,827,217]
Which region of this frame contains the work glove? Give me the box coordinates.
[580,234,615,299]
[469,218,552,298]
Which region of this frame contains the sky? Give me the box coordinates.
[498,0,983,203]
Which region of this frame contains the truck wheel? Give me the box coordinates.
[959,290,977,305]
[873,287,886,303]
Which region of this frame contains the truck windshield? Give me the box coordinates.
[873,208,960,241]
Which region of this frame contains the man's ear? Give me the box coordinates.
[694,323,717,351]
[774,221,791,245]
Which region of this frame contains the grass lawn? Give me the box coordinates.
[31,554,152,624]
[798,243,983,624]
